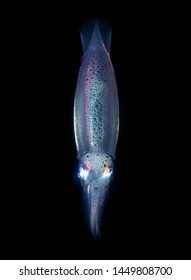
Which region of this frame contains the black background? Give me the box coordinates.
[1,3,189,260]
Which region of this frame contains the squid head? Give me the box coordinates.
[78,152,113,236]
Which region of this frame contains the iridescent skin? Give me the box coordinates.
[74,20,119,236]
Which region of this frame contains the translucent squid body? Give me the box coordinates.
[74,19,119,237]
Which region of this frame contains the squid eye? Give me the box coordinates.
[103,165,113,178]
[78,162,91,180]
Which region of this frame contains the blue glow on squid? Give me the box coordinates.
[74,19,119,237]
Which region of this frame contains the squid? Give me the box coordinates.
[74,19,119,237]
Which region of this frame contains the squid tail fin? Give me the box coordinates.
[80,19,112,54]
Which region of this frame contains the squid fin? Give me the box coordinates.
[80,19,112,54]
